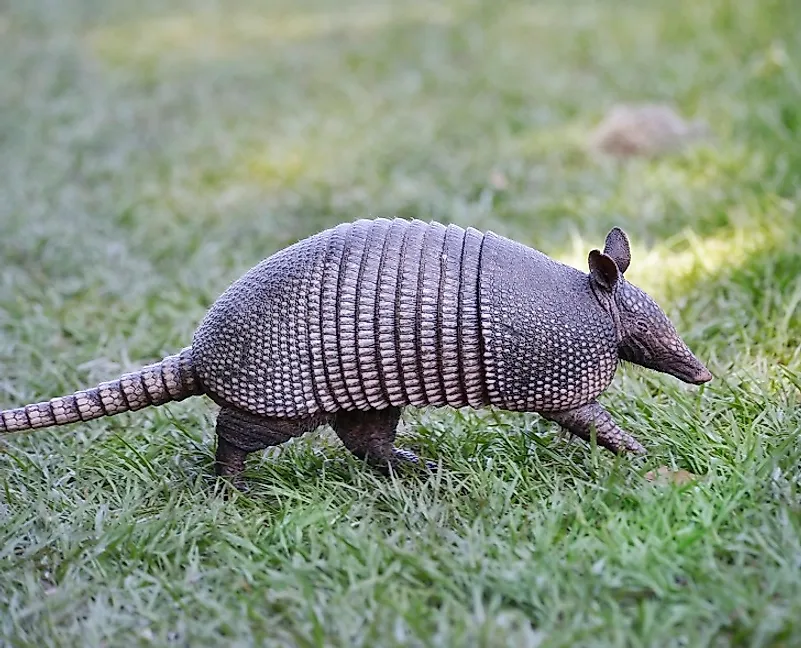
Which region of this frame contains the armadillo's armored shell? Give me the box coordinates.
[192,219,489,418]
[192,218,619,419]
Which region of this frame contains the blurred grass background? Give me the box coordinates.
[1,0,800,646]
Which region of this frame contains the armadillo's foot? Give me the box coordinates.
[542,401,646,456]
[215,438,248,477]
[392,448,438,473]
[214,438,249,493]
[333,407,411,474]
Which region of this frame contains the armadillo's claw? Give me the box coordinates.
[391,448,438,474]
[594,424,647,456]
[625,436,647,455]
[216,474,250,497]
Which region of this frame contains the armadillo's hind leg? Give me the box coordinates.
[215,437,249,481]
[214,407,325,487]
[541,401,646,455]
[333,407,437,474]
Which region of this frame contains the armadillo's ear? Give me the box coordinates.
[588,249,620,292]
[603,227,631,274]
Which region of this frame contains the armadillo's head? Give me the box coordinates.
[588,227,713,385]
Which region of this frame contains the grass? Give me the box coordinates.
[1,0,801,645]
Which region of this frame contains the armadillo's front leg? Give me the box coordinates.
[541,401,646,455]
[333,407,437,473]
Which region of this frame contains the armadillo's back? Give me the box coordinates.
[192,218,489,418]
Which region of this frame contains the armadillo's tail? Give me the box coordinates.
[0,347,204,434]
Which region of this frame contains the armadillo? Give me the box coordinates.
[0,218,712,482]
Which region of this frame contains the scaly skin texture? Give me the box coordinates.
[0,218,713,487]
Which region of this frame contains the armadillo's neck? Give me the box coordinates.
[478,232,619,413]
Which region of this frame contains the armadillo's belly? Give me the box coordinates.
[192,218,489,418]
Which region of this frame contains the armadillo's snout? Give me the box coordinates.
[670,354,713,385]
[689,366,713,385]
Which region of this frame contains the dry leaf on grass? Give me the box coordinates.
[644,466,700,486]
[588,103,710,159]
[489,170,509,190]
